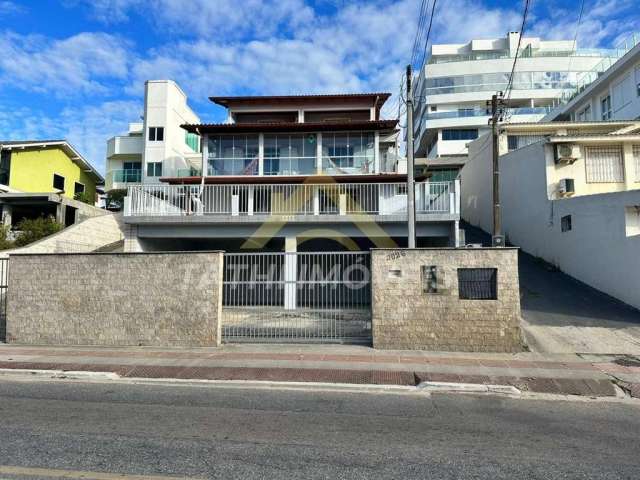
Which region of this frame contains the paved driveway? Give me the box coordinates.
[463,223,640,355]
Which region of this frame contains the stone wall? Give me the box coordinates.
[372,248,523,352]
[6,252,223,347]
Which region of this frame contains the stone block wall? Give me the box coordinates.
[6,252,223,347]
[372,248,523,352]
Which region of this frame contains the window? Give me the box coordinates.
[322,132,374,173]
[146,162,163,177]
[430,105,437,112]
[207,134,259,175]
[74,182,85,195]
[148,127,164,141]
[423,71,576,95]
[264,133,316,175]
[457,108,475,117]
[636,66,640,96]
[507,135,519,151]
[577,104,591,121]
[122,161,142,182]
[561,215,572,232]
[0,149,10,185]
[612,74,633,112]
[53,173,65,191]
[441,129,478,141]
[634,145,640,182]
[600,95,612,120]
[457,268,497,300]
[585,146,624,183]
[625,206,640,237]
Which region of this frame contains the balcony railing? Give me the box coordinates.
[126,181,459,218]
[423,106,552,121]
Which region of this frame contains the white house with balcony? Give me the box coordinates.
[123,93,461,253]
[460,120,640,310]
[412,31,615,175]
[105,80,201,192]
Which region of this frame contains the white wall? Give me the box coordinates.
[459,132,495,231]
[469,140,640,310]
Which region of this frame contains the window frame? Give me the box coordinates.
[600,95,612,120]
[441,129,479,141]
[52,173,65,191]
[148,126,165,142]
[74,181,85,195]
[146,162,163,177]
[585,145,624,183]
[457,268,498,300]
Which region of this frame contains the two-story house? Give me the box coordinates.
[123,92,461,254]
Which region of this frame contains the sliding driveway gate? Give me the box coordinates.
[222,252,371,343]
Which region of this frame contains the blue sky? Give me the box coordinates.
[0,0,637,173]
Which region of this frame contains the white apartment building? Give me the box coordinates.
[544,33,640,122]
[413,32,613,169]
[105,80,201,191]
[461,121,640,310]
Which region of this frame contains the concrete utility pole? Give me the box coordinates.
[405,64,416,248]
[489,93,504,247]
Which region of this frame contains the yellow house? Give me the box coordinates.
[0,140,104,227]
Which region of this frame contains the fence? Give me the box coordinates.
[222,251,371,343]
[126,181,456,217]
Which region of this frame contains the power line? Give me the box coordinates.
[410,0,429,67]
[503,0,532,121]
[418,0,438,71]
[566,0,586,78]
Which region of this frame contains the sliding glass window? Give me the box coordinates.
[264,134,316,175]
[424,71,581,95]
[322,132,374,174]
[208,135,259,175]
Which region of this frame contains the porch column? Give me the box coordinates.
[316,132,323,175]
[374,131,380,173]
[258,133,264,176]
[284,236,297,310]
[55,202,65,225]
[201,134,208,176]
[1,204,12,228]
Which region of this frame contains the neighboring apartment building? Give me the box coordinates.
[0,140,104,227]
[461,121,640,309]
[544,33,640,122]
[412,31,614,172]
[123,93,461,252]
[105,80,201,192]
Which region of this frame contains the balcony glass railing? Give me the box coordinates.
[110,169,142,183]
[177,167,202,177]
[424,106,552,120]
[427,48,616,65]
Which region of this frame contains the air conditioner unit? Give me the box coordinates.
[558,178,575,197]
[554,144,580,164]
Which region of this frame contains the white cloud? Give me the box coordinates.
[0,100,141,172]
[0,32,132,96]
[0,1,25,16]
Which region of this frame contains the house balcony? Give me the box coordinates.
[106,135,143,158]
[106,169,143,191]
[124,181,460,223]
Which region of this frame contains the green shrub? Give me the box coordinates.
[74,191,95,205]
[14,216,63,247]
[0,225,14,250]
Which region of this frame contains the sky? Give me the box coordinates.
[0,0,637,174]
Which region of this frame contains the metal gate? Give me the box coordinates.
[222,252,371,343]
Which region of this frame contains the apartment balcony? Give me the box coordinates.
[106,135,143,158]
[124,181,460,223]
[106,169,143,191]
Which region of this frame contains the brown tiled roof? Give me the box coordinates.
[181,119,398,134]
[209,93,392,108]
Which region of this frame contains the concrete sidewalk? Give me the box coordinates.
[1,344,639,398]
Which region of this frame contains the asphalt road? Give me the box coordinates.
[0,378,638,479]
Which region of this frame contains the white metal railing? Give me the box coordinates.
[126,181,458,217]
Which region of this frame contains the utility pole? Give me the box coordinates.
[406,64,416,248]
[488,93,504,247]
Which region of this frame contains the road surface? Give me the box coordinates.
[0,378,638,479]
